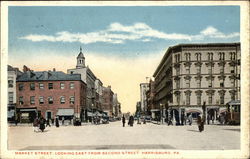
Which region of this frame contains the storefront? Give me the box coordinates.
[56,108,74,120]
[18,108,37,123]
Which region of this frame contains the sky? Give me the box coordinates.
[8,6,240,113]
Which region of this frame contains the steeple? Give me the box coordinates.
[76,46,85,69]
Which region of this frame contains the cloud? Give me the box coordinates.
[20,23,239,44]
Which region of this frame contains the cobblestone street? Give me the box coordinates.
[8,121,240,150]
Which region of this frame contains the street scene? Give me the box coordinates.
[8,121,240,150]
[5,4,244,155]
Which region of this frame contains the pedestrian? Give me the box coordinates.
[33,117,39,132]
[181,112,184,125]
[122,115,125,127]
[197,115,204,132]
[129,115,134,127]
[207,114,210,125]
[62,117,65,125]
[184,114,187,125]
[46,118,51,127]
[55,116,60,128]
[188,114,193,126]
[39,117,46,132]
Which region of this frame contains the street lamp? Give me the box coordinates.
[91,103,94,124]
[160,103,163,124]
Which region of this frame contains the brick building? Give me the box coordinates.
[16,69,87,123]
[102,86,114,117]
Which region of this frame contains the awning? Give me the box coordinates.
[186,109,202,113]
[151,109,160,112]
[226,100,240,106]
[87,112,93,116]
[219,107,227,113]
[57,109,74,116]
[19,108,37,112]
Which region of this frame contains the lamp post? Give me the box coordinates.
[91,103,94,124]
[160,103,163,124]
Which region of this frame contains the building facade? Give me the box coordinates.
[67,48,98,120]
[8,65,22,121]
[153,43,240,123]
[16,70,87,123]
[140,83,149,115]
[102,86,114,117]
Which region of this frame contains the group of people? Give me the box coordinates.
[122,115,134,127]
[33,116,60,132]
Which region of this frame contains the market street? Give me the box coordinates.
[8,121,240,150]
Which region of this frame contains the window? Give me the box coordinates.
[186,67,190,74]
[220,95,224,104]
[186,94,190,105]
[231,79,235,87]
[70,82,75,89]
[231,67,235,73]
[219,52,225,60]
[176,68,180,75]
[70,96,75,104]
[175,55,178,63]
[60,83,65,89]
[178,54,180,62]
[48,97,53,104]
[8,92,14,104]
[39,96,44,104]
[8,79,13,88]
[208,94,212,105]
[197,94,201,105]
[185,53,191,61]
[177,95,180,105]
[176,80,180,89]
[208,52,213,61]
[231,93,235,100]
[197,79,201,88]
[230,52,236,60]
[48,83,53,89]
[186,80,190,88]
[39,83,44,89]
[208,80,212,88]
[208,67,212,74]
[196,66,201,74]
[60,96,65,104]
[19,96,24,105]
[19,84,24,91]
[30,83,35,90]
[30,96,35,105]
[220,66,224,74]
[220,82,224,88]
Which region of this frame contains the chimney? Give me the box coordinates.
[53,68,56,72]
[23,65,30,72]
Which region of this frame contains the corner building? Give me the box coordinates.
[153,43,240,122]
[16,70,87,122]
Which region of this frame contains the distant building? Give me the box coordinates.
[95,79,103,111]
[102,86,114,117]
[140,83,149,115]
[16,69,87,123]
[7,65,22,121]
[153,43,240,123]
[67,47,97,120]
[146,80,157,119]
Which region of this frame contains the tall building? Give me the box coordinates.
[140,83,149,115]
[153,43,240,123]
[7,65,22,121]
[102,86,114,117]
[67,47,97,120]
[16,69,87,123]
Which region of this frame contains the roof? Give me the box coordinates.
[153,42,240,77]
[17,71,82,82]
[77,52,85,59]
